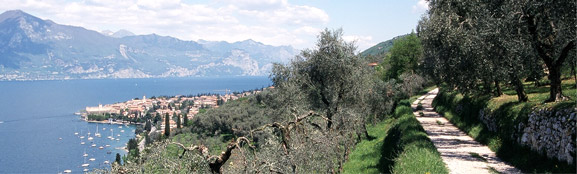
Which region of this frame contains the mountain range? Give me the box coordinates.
[0,10,298,80]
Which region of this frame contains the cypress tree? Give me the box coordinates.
[164,113,170,137]
[176,114,181,129]
[115,153,122,165]
[145,133,151,146]
[144,120,151,132]
[182,113,188,127]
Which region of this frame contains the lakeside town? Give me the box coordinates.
[81,87,269,134]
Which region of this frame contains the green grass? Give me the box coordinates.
[409,85,438,102]
[469,152,487,162]
[344,99,448,174]
[433,79,576,173]
[342,119,396,173]
[436,120,444,126]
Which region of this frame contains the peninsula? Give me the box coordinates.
[80,88,268,128]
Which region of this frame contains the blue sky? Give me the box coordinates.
[0,0,428,51]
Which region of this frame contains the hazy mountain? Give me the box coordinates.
[0,10,297,80]
[101,29,135,38]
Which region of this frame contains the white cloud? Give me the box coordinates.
[412,0,429,14]
[0,0,329,49]
[223,0,287,11]
[343,35,374,51]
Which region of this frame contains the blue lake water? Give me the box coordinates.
[0,77,271,173]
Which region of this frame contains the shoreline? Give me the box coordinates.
[84,119,143,125]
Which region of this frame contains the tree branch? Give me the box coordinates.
[557,40,575,66]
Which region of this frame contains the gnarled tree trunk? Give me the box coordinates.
[494,80,503,96]
[510,74,528,102]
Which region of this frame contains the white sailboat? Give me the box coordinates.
[108,129,115,140]
[95,124,101,137]
[82,149,90,167]
[83,149,88,157]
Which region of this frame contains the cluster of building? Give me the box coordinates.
[84,89,268,134]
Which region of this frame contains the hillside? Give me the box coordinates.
[0,10,297,80]
[360,34,408,57]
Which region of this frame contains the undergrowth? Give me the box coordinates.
[344,98,447,174]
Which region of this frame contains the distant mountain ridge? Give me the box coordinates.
[361,34,409,57]
[0,10,297,80]
[101,29,135,38]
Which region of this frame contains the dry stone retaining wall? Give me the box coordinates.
[478,107,576,164]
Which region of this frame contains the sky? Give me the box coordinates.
[0,0,429,51]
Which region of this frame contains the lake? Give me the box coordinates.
[0,77,271,173]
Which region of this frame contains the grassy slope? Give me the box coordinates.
[344,86,447,174]
[433,79,576,173]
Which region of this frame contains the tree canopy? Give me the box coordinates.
[378,32,423,81]
[418,0,576,102]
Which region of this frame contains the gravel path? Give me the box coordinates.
[412,88,521,174]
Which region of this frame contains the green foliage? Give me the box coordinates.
[380,33,423,81]
[416,103,423,110]
[116,28,431,173]
[144,120,151,132]
[343,99,448,174]
[145,134,151,146]
[182,113,188,127]
[87,114,110,121]
[389,101,448,174]
[393,106,412,119]
[190,93,277,142]
[273,28,371,129]
[176,114,181,129]
[343,119,396,173]
[419,0,576,102]
[164,113,170,137]
[433,81,576,173]
[115,153,122,165]
[127,138,138,152]
[361,34,408,57]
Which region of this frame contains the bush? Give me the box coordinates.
[87,114,109,121]
[416,103,423,110]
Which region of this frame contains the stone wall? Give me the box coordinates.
[478,107,576,164]
[478,108,498,132]
[515,108,576,164]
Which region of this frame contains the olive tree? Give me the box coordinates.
[417,0,573,102]
[272,28,371,131]
[512,0,576,102]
